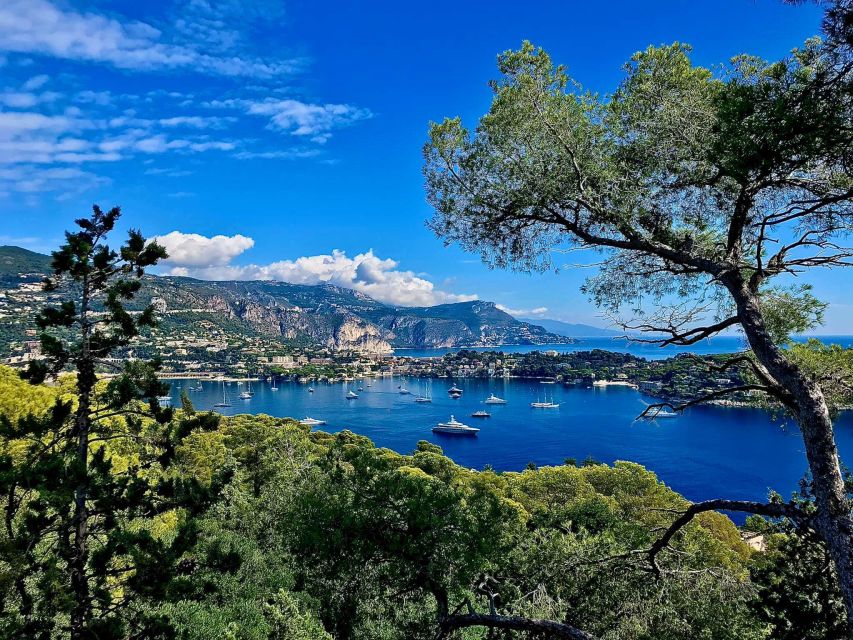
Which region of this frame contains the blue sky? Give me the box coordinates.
[1,0,848,331]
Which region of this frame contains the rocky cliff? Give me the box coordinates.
[0,246,572,352]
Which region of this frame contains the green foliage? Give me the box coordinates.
[750,528,847,639]
[423,31,852,342]
[787,339,853,414]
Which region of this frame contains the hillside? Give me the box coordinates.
[0,246,52,286]
[0,246,570,353]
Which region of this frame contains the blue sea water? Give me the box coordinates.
[393,335,853,359]
[168,373,853,522]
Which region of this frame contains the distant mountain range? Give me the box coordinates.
[0,246,572,352]
[518,317,621,337]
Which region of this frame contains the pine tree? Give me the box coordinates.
[0,206,222,639]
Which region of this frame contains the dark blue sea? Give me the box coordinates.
[393,334,853,359]
[167,369,853,522]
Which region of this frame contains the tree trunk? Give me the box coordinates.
[70,283,93,639]
[731,278,853,636]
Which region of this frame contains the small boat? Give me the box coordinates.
[484,394,507,405]
[346,390,359,399]
[471,410,491,418]
[450,391,462,399]
[214,382,231,408]
[308,387,315,393]
[358,386,364,391]
[645,409,678,419]
[299,417,326,426]
[399,387,411,395]
[540,379,556,384]
[414,395,432,403]
[239,391,252,400]
[157,395,172,406]
[433,415,479,435]
[448,385,463,395]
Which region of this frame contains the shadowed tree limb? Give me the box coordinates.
[637,385,782,419]
[646,499,808,576]
[438,610,597,640]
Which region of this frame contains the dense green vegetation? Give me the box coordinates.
[3,0,852,634]
[4,364,842,639]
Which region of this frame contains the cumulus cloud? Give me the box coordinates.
[155,232,476,307]
[154,231,255,267]
[0,0,300,78]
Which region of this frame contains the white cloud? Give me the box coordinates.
[155,232,476,306]
[209,98,372,144]
[155,231,255,267]
[246,99,372,142]
[22,74,49,90]
[0,165,109,196]
[0,0,300,78]
[496,304,548,317]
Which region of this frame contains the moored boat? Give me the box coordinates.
[484,394,507,404]
[433,415,479,435]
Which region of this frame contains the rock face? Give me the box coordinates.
[141,280,571,351]
[0,246,572,352]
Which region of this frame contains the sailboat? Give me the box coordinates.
[214,381,231,408]
[414,380,432,403]
[270,376,278,391]
[531,389,559,408]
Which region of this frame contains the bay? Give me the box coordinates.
[392,334,853,359]
[167,373,853,522]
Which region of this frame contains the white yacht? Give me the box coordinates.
[645,409,678,419]
[399,387,411,395]
[471,410,491,418]
[484,394,507,405]
[157,395,172,406]
[346,390,359,399]
[308,387,315,393]
[433,415,479,435]
[299,417,326,426]
[448,385,463,394]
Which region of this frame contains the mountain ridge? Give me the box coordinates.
[0,246,571,352]
[518,317,621,337]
